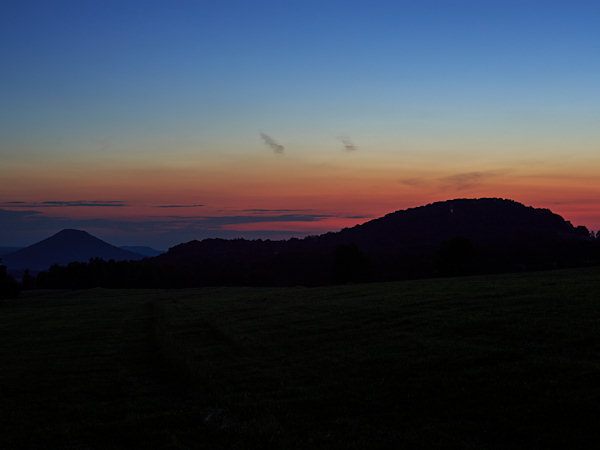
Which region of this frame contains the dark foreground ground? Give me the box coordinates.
[2,267,600,449]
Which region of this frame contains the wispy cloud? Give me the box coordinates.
[157,214,333,227]
[0,201,128,208]
[339,136,357,152]
[399,178,427,187]
[400,169,512,190]
[260,132,285,154]
[438,170,510,190]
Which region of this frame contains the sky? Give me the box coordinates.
[1,0,599,249]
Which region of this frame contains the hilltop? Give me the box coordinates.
[2,229,144,271]
[29,198,598,289]
[150,198,594,285]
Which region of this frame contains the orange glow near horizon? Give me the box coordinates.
[3,1,600,249]
[2,146,600,246]
[2,156,600,234]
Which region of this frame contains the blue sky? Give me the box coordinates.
[1,0,599,247]
[3,0,598,145]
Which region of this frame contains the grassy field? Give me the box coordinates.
[2,267,600,449]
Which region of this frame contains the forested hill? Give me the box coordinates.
[316,197,588,250]
[149,198,594,284]
[33,198,598,288]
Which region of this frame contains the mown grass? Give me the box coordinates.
[2,267,600,449]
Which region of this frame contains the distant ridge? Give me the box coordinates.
[0,246,22,256]
[158,198,589,262]
[31,199,599,288]
[121,246,164,257]
[3,229,144,271]
[151,198,594,284]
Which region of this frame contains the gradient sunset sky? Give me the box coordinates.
[1,0,599,248]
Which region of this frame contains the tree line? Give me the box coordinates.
[4,234,598,294]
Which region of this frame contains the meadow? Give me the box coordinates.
[2,267,600,449]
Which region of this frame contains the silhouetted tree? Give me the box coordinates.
[21,269,36,290]
[436,236,475,276]
[28,200,600,288]
[0,259,20,299]
[576,225,593,239]
[332,243,369,283]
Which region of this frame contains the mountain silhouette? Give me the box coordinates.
[318,197,587,249]
[120,246,164,257]
[150,198,594,285]
[0,246,23,257]
[3,229,144,271]
[158,198,589,261]
[32,199,598,289]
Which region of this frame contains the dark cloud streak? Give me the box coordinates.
[260,132,284,154]
[344,215,371,219]
[339,136,357,152]
[154,214,333,226]
[0,201,128,208]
